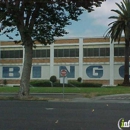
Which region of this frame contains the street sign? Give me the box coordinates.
[60,69,67,77]
[60,77,68,84]
[60,69,67,99]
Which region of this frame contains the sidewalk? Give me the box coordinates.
[0,93,130,103]
[70,94,130,103]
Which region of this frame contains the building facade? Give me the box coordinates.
[0,37,129,86]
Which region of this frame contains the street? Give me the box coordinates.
[0,101,129,130]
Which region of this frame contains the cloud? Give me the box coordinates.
[58,0,124,38]
[87,0,122,26]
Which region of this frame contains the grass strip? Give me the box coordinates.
[0,86,130,94]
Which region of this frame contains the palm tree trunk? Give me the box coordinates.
[19,41,33,97]
[123,39,130,85]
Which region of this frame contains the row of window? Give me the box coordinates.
[54,49,79,57]
[114,47,125,56]
[0,47,128,58]
[33,50,50,58]
[83,48,110,57]
[1,50,23,58]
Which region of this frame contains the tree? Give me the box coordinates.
[0,0,105,97]
[104,0,130,85]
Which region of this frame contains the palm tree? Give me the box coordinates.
[105,0,130,85]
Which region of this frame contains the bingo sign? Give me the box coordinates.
[60,69,67,77]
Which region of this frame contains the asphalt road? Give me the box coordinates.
[0,101,129,130]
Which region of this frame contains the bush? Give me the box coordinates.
[30,80,51,87]
[68,81,102,87]
[79,82,102,87]
[77,77,82,82]
[50,75,57,83]
[30,80,102,87]
[3,79,7,86]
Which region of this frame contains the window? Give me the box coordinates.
[106,48,110,56]
[100,48,106,56]
[64,49,70,57]
[114,47,124,56]
[114,48,118,56]
[88,48,94,56]
[54,49,58,57]
[47,50,50,57]
[83,47,110,57]
[118,47,124,56]
[58,49,64,57]
[54,48,79,57]
[70,49,79,57]
[1,50,23,58]
[75,49,79,57]
[83,48,87,57]
[33,49,50,58]
[94,48,99,56]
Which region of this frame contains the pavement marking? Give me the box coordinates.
[92,109,94,112]
[45,108,54,110]
[55,120,59,124]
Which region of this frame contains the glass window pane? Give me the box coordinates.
[1,51,6,58]
[14,50,19,58]
[83,48,87,57]
[64,49,70,57]
[114,48,119,56]
[58,49,64,57]
[47,50,50,57]
[129,47,130,56]
[100,48,105,56]
[75,49,79,57]
[87,48,93,56]
[33,50,36,58]
[19,50,23,58]
[70,49,75,57]
[41,50,46,57]
[119,47,124,56]
[54,49,58,57]
[36,50,41,57]
[9,51,15,58]
[106,48,110,56]
[94,48,99,57]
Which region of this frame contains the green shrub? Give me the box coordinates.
[13,85,19,87]
[30,80,51,87]
[50,75,57,83]
[30,80,102,87]
[3,79,7,86]
[68,81,102,87]
[79,83,102,87]
[77,77,82,82]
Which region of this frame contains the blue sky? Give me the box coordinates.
[0,0,122,41]
[64,0,122,38]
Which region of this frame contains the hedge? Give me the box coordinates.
[30,80,102,87]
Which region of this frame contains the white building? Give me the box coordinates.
[0,37,128,86]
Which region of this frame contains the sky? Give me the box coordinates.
[64,0,122,38]
[0,0,122,41]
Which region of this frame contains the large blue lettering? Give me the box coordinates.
[119,65,130,78]
[86,65,103,78]
[59,66,75,78]
[3,67,20,78]
[32,66,41,78]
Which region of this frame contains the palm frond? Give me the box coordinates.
[111,9,125,18]
[109,16,119,19]
[116,2,126,15]
[105,20,125,43]
[104,0,130,43]
[124,0,130,15]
